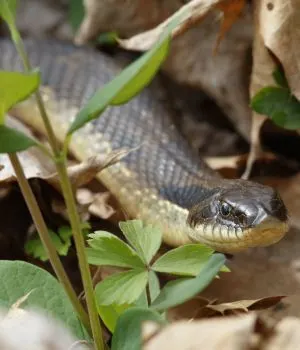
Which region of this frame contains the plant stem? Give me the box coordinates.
[14,35,60,156]
[10,33,95,334]
[8,153,91,334]
[12,32,104,350]
[55,160,104,350]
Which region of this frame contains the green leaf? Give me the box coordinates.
[95,269,148,305]
[251,86,300,130]
[57,225,74,243]
[69,0,84,31]
[25,224,89,262]
[97,303,131,333]
[0,70,40,123]
[148,271,160,303]
[152,244,214,276]
[25,229,72,262]
[273,67,288,88]
[119,220,162,264]
[111,307,166,350]
[0,260,89,339]
[97,32,118,46]
[151,253,226,311]
[0,125,37,153]
[221,265,231,272]
[0,0,17,28]
[135,290,148,308]
[67,14,183,134]
[86,231,144,268]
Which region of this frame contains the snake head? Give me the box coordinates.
[187,179,289,253]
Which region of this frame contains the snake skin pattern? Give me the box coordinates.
[0,38,289,252]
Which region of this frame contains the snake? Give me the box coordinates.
[0,38,289,253]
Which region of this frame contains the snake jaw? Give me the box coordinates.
[187,218,289,253]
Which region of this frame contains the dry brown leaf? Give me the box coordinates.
[167,297,211,322]
[163,10,253,140]
[168,295,284,322]
[0,116,56,183]
[265,317,300,350]
[117,0,246,53]
[74,0,253,140]
[204,296,285,316]
[242,0,276,179]
[88,192,115,219]
[204,152,283,180]
[75,0,179,44]
[143,314,258,350]
[118,0,221,51]
[76,189,115,220]
[0,116,120,227]
[1,116,131,189]
[214,0,246,52]
[46,148,134,191]
[259,0,300,100]
[243,0,300,178]
[144,313,300,350]
[205,155,245,170]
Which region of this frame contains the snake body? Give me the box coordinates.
[0,38,289,253]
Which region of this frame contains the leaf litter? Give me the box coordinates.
[73,0,300,339]
[143,312,300,350]
[3,0,300,346]
[0,115,122,222]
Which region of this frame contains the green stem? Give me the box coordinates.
[11,30,104,350]
[14,34,60,156]
[56,160,103,350]
[8,153,91,334]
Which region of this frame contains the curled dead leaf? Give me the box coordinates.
[168,295,285,321]
[203,296,285,316]
[118,0,221,51]
[259,0,300,100]
[114,0,247,53]
[46,147,135,191]
[242,0,277,179]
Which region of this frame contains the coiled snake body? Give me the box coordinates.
[0,38,289,253]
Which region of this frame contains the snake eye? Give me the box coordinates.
[220,201,232,217]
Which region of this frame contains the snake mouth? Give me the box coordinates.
[188,217,289,253]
